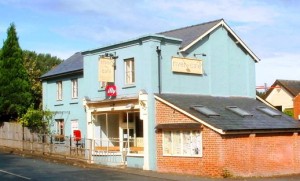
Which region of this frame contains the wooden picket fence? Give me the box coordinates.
[0,122,92,163]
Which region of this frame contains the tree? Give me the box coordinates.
[256,90,266,99]
[23,51,62,109]
[0,23,32,121]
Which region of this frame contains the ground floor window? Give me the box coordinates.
[163,130,202,157]
[56,119,64,135]
[55,119,64,142]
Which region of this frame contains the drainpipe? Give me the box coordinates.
[156,46,162,94]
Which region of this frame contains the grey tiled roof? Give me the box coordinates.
[40,52,83,80]
[158,19,223,49]
[156,94,300,132]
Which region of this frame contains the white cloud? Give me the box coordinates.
[34,48,78,60]
[149,0,278,24]
[256,52,300,86]
[1,0,299,87]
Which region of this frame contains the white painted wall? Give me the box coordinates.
[265,86,294,111]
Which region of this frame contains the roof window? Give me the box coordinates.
[190,105,220,117]
[257,106,281,117]
[226,106,253,117]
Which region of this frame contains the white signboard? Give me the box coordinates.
[172,57,203,74]
[98,57,115,82]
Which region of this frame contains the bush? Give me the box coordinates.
[283,108,294,117]
[19,106,53,134]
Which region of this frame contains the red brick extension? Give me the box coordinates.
[156,100,300,177]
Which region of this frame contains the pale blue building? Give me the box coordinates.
[40,52,85,139]
[41,19,262,170]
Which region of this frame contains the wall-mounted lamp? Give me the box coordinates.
[103,52,119,59]
[194,53,206,57]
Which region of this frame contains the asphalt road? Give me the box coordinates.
[1,151,300,181]
[0,152,166,181]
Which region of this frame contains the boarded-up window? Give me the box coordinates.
[163,130,202,157]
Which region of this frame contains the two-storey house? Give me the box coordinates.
[264,79,300,114]
[42,19,300,177]
[40,52,86,141]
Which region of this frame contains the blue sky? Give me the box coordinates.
[0,0,299,87]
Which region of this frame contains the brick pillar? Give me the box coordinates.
[293,94,300,120]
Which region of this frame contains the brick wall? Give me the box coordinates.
[156,100,300,177]
[294,94,300,120]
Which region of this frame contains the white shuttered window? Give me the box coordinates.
[124,58,135,85]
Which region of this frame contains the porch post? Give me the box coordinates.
[139,90,149,170]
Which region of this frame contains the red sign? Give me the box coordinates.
[105,85,117,97]
[73,130,81,141]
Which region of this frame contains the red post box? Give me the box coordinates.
[73,130,81,141]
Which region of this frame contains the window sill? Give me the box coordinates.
[70,102,78,105]
[54,103,64,106]
[98,88,105,92]
[122,85,136,89]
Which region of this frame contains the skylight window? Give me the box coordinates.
[257,106,281,117]
[226,106,253,117]
[190,105,220,117]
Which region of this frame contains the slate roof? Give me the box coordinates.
[40,52,83,80]
[157,19,260,62]
[158,19,222,49]
[265,79,300,97]
[155,94,300,133]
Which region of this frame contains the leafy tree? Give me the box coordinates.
[0,23,32,121]
[19,106,53,133]
[23,51,62,109]
[36,52,62,75]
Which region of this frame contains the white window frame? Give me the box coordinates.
[56,81,62,100]
[162,130,202,157]
[124,58,135,85]
[71,79,78,99]
[56,119,64,136]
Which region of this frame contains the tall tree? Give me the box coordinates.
[23,50,62,109]
[0,23,32,121]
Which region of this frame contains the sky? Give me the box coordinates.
[0,0,299,87]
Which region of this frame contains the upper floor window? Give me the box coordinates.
[124,58,135,85]
[56,81,62,100]
[71,79,78,99]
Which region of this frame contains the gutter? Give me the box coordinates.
[40,69,83,81]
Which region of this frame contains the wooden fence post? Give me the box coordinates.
[89,139,92,163]
[30,133,34,153]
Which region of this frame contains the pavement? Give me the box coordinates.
[1,146,300,181]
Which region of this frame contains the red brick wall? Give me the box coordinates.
[294,94,300,120]
[155,100,300,177]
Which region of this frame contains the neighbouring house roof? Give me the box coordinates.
[265,79,300,98]
[40,52,83,80]
[158,19,260,62]
[155,94,300,134]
